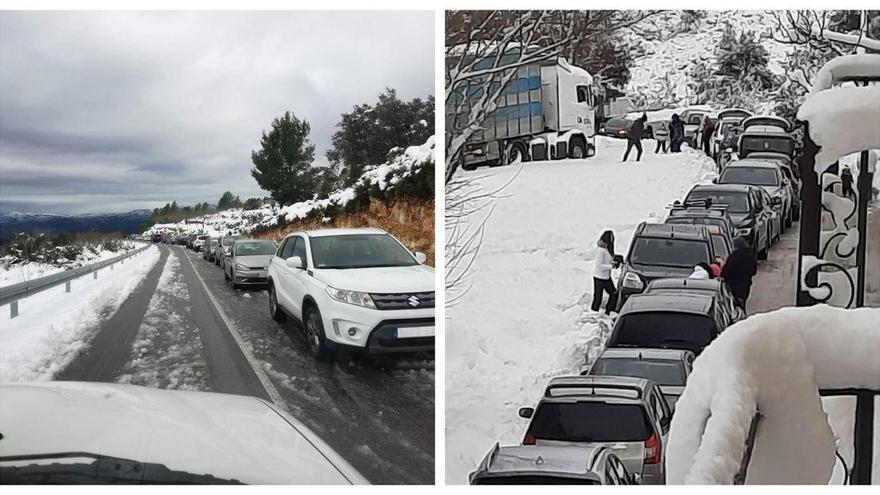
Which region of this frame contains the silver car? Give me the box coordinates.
[517,376,671,484]
[469,444,636,485]
[223,239,278,289]
[215,234,244,268]
[586,348,694,412]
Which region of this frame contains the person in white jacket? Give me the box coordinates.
[591,230,620,314]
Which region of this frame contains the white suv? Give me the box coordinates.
[267,228,434,360]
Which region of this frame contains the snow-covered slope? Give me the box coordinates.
[445,138,717,483]
[143,137,435,238]
[625,11,792,110]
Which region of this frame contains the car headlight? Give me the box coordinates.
[735,227,753,237]
[325,286,376,309]
[622,272,644,290]
[235,262,248,270]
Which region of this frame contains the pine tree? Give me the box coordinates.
[250,112,318,205]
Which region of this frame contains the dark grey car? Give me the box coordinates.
[586,347,694,412]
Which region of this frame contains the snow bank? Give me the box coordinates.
[445,137,717,483]
[0,246,161,381]
[798,84,880,172]
[667,305,880,484]
[809,54,880,94]
[0,241,140,288]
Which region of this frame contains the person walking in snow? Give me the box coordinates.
[721,237,758,311]
[653,120,670,153]
[701,117,716,156]
[622,113,647,162]
[591,230,620,314]
[670,114,685,153]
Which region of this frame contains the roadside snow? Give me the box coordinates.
[0,246,160,381]
[445,137,716,483]
[0,242,140,288]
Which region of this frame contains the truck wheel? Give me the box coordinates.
[505,142,528,165]
[268,283,286,322]
[569,139,586,159]
[304,305,333,361]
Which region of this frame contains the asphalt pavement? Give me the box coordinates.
[58,243,435,484]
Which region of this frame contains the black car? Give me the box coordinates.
[684,184,775,260]
[643,277,745,325]
[664,203,736,262]
[616,223,719,311]
[716,159,792,230]
[606,292,732,355]
[599,117,632,139]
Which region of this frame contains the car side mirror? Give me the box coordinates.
[518,407,534,419]
[414,251,427,264]
[285,256,304,269]
[772,197,782,206]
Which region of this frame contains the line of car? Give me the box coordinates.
[154,227,436,361]
[470,112,802,485]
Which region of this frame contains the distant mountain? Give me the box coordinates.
[0,209,151,242]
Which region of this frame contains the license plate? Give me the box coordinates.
[394,326,434,338]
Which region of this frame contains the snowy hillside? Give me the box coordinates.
[0,240,141,288]
[143,136,435,238]
[624,11,792,110]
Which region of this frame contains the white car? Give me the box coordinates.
[0,381,368,484]
[267,228,434,360]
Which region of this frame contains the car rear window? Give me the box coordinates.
[474,475,599,485]
[527,402,652,443]
[686,191,749,213]
[719,166,779,187]
[610,313,716,354]
[629,237,710,268]
[590,358,686,386]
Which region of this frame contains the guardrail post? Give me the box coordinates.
[10,301,18,318]
[93,270,98,280]
[65,281,71,293]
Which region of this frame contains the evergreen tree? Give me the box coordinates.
[251,112,318,205]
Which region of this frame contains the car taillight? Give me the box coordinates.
[523,432,536,445]
[644,433,661,464]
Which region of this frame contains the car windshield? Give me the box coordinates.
[629,237,710,268]
[222,236,241,247]
[720,167,779,187]
[528,402,652,443]
[591,357,686,386]
[612,313,716,354]
[309,234,417,269]
[234,241,277,256]
[740,136,792,155]
[474,475,599,485]
[686,191,749,213]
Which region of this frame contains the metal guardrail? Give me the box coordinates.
[0,243,152,318]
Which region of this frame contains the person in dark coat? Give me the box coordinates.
[701,117,716,156]
[721,236,758,311]
[841,165,856,201]
[669,114,685,153]
[622,113,647,162]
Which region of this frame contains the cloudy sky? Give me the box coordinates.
[0,11,434,214]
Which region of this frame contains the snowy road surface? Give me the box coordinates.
[33,244,433,484]
[445,137,717,483]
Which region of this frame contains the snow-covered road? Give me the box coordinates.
[445,137,717,483]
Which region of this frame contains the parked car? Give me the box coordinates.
[643,277,746,325]
[616,223,719,310]
[606,292,734,355]
[192,234,209,252]
[717,159,793,230]
[664,204,737,262]
[737,126,796,161]
[586,348,694,411]
[0,381,368,484]
[469,444,636,485]
[267,228,434,360]
[710,117,745,160]
[599,116,632,139]
[518,375,671,484]
[203,237,220,261]
[740,115,791,133]
[679,107,713,148]
[150,233,162,243]
[684,184,774,259]
[745,153,801,220]
[223,239,277,289]
[216,234,244,268]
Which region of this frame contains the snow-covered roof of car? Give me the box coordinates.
[299,227,387,237]
[597,347,693,360]
[476,445,606,480]
[723,159,781,169]
[646,277,723,292]
[638,222,710,240]
[544,374,653,396]
[620,292,714,315]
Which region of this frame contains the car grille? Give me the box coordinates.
[370,292,435,310]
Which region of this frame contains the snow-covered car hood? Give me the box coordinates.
[628,265,694,281]
[234,254,273,269]
[315,264,434,293]
[0,382,367,485]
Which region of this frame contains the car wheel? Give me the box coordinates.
[269,284,286,322]
[785,207,793,228]
[758,230,769,260]
[304,305,333,361]
[224,267,230,281]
